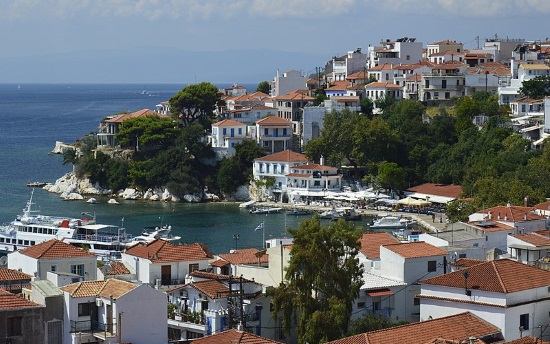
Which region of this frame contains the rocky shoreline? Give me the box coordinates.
[43,172,250,203]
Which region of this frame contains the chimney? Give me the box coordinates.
[320,155,325,166]
[524,195,529,207]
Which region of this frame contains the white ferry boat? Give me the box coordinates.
[0,190,132,258]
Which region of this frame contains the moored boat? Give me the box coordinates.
[0,190,132,258]
[239,200,256,208]
[249,206,283,214]
[129,225,181,244]
[286,208,312,216]
[370,215,416,229]
[331,207,362,221]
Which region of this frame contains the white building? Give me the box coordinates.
[269,70,307,97]
[367,37,423,68]
[60,278,167,344]
[507,232,550,264]
[420,258,550,341]
[325,49,366,82]
[122,239,214,288]
[210,119,248,149]
[285,162,342,204]
[378,241,449,322]
[302,105,326,148]
[255,116,294,154]
[7,239,97,284]
[253,150,309,202]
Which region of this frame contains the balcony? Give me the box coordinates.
[70,320,118,341]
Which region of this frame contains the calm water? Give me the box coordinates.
[0,83,376,253]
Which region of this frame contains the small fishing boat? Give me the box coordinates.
[331,207,362,221]
[249,206,283,214]
[286,208,312,216]
[26,182,47,187]
[371,215,416,229]
[239,200,256,208]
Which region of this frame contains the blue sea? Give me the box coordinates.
[0,83,373,253]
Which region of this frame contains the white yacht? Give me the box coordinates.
[0,190,132,258]
[370,215,416,229]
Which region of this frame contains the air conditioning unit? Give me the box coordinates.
[96,298,103,307]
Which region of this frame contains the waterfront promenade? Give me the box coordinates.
[259,201,448,233]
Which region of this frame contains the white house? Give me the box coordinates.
[213,248,269,277]
[507,232,550,264]
[285,162,342,204]
[60,278,167,344]
[253,150,309,202]
[255,116,294,154]
[210,119,248,149]
[7,239,97,284]
[420,62,467,101]
[122,239,214,288]
[269,70,307,97]
[325,49,366,82]
[377,241,449,322]
[367,37,423,68]
[420,258,550,341]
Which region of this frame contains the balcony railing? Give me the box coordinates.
[70,319,117,337]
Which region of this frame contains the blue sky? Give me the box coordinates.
[0,0,548,83]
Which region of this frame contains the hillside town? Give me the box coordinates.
[3,35,550,344]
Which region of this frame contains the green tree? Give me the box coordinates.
[269,217,363,344]
[519,75,550,99]
[256,81,270,94]
[360,97,374,117]
[169,82,221,128]
[348,313,407,336]
[216,157,244,194]
[374,93,396,112]
[377,161,407,193]
[115,115,178,152]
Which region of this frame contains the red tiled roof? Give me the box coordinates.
[190,279,229,299]
[534,200,550,211]
[502,336,550,344]
[421,258,550,293]
[510,233,550,247]
[61,278,138,299]
[190,271,231,280]
[19,239,96,259]
[0,289,42,309]
[326,312,500,344]
[255,150,308,163]
[256,116,293,125]
[125,239,213,263]
[476,205,544,222]
[368,63,393,71]
[212,119,245,127]
[450,258,485,268]
[105,262,131,275]
[0,267,32,281]
[406,183,463,198]
[191,329,283,343]
[359,232,400,259]
[273,90,313,101]
[105,109,169,123]
[291,163,335,170]
[383,241,447,259]
[467,221,514,233]
[365,82,401,89]
[218,248,268,265]
[210,259,230,267]
[325,81,351,91]
[285,173,310,178]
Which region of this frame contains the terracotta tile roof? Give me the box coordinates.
[383,241,447,259]
[190,279,229,299]
[255,149,308,163]
[256,116,293,125]
[285,173,310,178]
[430,50,465,57]
[431,62,465,70]
[368,63,393,71]
[326,81,351,91]
[406,183,463,198]
[450,258,485,268]
[210,259,230,267]
[326,312,500,344]
[421,258,550,293]
[212,119,245,127]
[365,82,401,89]
[273,90,313,101]
[218,248,268,265]
[432,40,462,45]
[191,329,283,343]
[60,278,138,299]
[510,97,543,104]
[105,261,131,275]
[332,96,360,102]
[105,109,169,123]
[359,232,400,259]
[347,71,368,80]
[534,200,550,211]
[19,239,96,259]
[476,205,543,222]
[0,267,32,281]
[0,288,42,309]
[510,233,550,247]
[501,336,550,344]
[190,270,231,280]
[291,163,335,170]
[125,239,213,263]
[467,220,514,233]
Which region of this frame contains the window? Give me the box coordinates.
[520,313,529,330]
[78,303,91,316]
[459,253,467,258]
[238,128,242,135]
[189,263,199,273]
[222,128,227,135]
[428,260,437,272]
[264,128,269,135]
[414,297,420,306]
[71,264,85,277]
[357,302,366,308]
[442,80,446,89]
[51,265,57,272]
[425,80,430,88]
[7,317,22,336]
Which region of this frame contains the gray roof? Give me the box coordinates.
[361,271,407,290]
[31,280,63,297]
